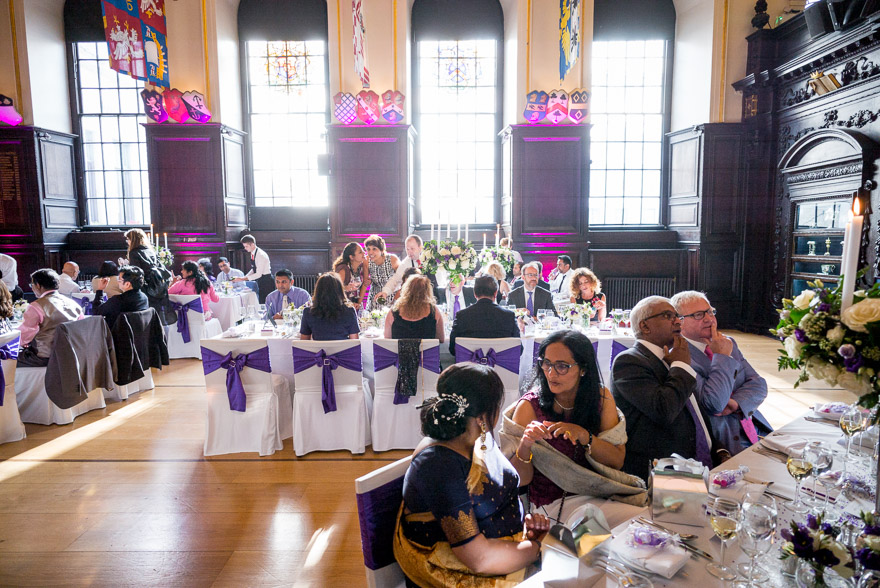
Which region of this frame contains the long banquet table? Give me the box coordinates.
[208,290,259,331]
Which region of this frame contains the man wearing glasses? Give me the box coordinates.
[672,291,771,456]
[610,295,718,481]
[507,262,556,317]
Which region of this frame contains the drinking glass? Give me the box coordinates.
[786,446,814,514]
[734,492,777,587]
[705,497,741,580]
[840,404,866,473]
[857,569,880,588]
[506,304,516,312]
[247,305,257,321]
[804,441,834,508]
[536,309,548,323]
[623,309,632,328]
[259,304,267,318]
[815,470,841,515]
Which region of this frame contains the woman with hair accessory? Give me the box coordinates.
[394,364,550,587]
[333,242,369,307]
[569,267,607,322]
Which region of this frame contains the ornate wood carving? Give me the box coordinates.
[819,108,880,129]
[786,163,863,184]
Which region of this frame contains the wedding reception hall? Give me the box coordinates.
[1,0,880,586]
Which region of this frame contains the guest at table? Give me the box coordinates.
[569,267,607,322]
[333,242,368,307]
[365,234,400,310]
[17,269,84,367]
[393,364,549,587]
[611,296,721,481]
[216,257,245,288]
[500,237,524,264]
[547,256,573,301]
[384,275,445,342]
[57,262,83,296]
[92,265,149,328]
[440,274,477,319]
[448,276,518,355]
[401,266,420,287]
[264,268,311,320]
[511,262,550,292]
[299,273,359,341]
[0,281,13,334]
[234,234,273,303]
[672,290,772,456]
[382,235,439,299]
[169,260,219,321]
[509,260,522,286]
[510,330,626,519]
[508,263,556,317]
[482,261,510,304]
[91,261,123,298]
[125,228,172,324]
[197,258,216,282]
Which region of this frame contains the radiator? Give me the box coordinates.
[292,274,319,294]
[602,277,676,310]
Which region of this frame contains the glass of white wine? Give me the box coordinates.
[839,403,866,474]
[705,496,741,580]
[786,446,814,514]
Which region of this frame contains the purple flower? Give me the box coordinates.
[820,522,835,535]
[813,547,841,568]
[866,524,880,536]
[857,547,880,571]
[795,329,808,343]
[838,344,856,359]
[844,354,863,372]
[806,514,819,530]
[817,303,831,313]
[790,526,817,559]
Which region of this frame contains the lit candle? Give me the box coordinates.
[149,223,153,244]
[156,232,160,250]
[164,233,168,249]
[446,219,450,239]
[465,224,469,244]
[430,223,434,241]
[495,223,500,247]
[483,233,487,249]
[457,224,461,241]
[840,197,863,312]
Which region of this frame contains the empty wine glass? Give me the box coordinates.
[840,404,866,473]
[705,496,741,580]
[611,308,624,325]
[786,446,814,514]
[857,569,880,588]
[734,492,777,587]
[804,441,834,508]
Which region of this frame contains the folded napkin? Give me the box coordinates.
[607,523,690,579]
[836,426,879,450]
[710,481,767,502]
[222,325,248,338]
[813,402,850,420]
[761,434,808,456]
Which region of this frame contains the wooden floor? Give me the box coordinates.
[0,331,856,586]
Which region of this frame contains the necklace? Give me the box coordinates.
[554,398,574,411]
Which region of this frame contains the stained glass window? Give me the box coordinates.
[416,40,498,224]
[246,40,328,207]
[589,40,667,226]
[74,41,150,226]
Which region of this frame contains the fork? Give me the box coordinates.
[593,556,654,588]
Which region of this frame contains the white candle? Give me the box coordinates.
[150,224,153,243]
[457,224,461,241]
[483,233,487,249]
[164,233,168,249]
[841,198,863,311]
[465,224,469,244]
[446,221,450,239]
[156,232,159,250]
[430,224,434,241]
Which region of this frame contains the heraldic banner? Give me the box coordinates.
[102,0,170,88]
[559,0,580,83]
[352,0,370,88]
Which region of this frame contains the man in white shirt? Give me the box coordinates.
[442,274,476,320]
[234,234,272,303]
[0,253,18,292]
[547,255,573,300]
[57,262,84,296]
[216,257,245,289]
[382,235,439,297]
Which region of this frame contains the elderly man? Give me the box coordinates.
[448,275,519,355]
[18,269,84,367]
[507,262,556,317]
[610,295,720,481]
[57,261,83,295]
[671,291,772,456]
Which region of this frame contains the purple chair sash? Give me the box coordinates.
[356,475,405,571]
[373,343,441,404]
[170,298,204,343]
[0,335,20,406]
[201,345,272,412]
[610,340,629,367]
[292,345,362,414]
[455,345,520,374]
[73,295,104,315]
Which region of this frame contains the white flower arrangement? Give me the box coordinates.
[477,246,516,274]
[420,239,478,281]
[156,246,174,268]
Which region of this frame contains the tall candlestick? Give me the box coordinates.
[156,232,159,250]
[841,198,863,312]
[164,233,168,249]
[150,224,153,244]
[457,224,461,241]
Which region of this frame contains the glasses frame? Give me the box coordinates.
[538,358,575,375]
[642,310,682,322]
[680,308,717,321]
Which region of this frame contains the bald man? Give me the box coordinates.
[57,261,83,296]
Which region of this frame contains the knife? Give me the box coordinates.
[635,517,715,561]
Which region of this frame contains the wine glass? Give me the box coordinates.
[786,446,814,514]
[734,492,777,587]
[839,404,866,473]
[804,441,834,508]
[611,308,624,326]
[246,305,257,322]
[705,496,741,580]
[857,570,880,588]
[536,309,548,324]
[815,470,841,516]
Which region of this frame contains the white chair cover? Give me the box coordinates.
[202,339,291,457]
[104,370,154,401]
[166,294,222,359]
[355,456,412,588]
[454,337,522,409]
[15,368,106,426]
[370,339,439,452]
[291,339,371,456]
[0,330,25,443]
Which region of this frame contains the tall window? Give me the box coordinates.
[589,40,667,226]
[74,41,150,225]
[246,40,328,207]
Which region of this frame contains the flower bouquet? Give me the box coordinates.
[420,239,478,282]
[858,512,880,572]
[565,302,597,328]
[780,513,854,584]
[369,307,389,328]
[477,246,516,274]
[156,246,174,268]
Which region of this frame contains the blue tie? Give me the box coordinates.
[685,398,713,467]
[527,291,534,315]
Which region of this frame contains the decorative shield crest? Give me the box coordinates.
[523,90,549,124]
[333,92,357,124]
[356,90,381,125]
[381,90,405,124]
[162,88,189,123]
[0,94,23,126]
[568,88,590,123]
[182,90,212,123]
[140,88,168,123]
[546,89,569,124]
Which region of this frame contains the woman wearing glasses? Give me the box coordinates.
[509,330,630,521]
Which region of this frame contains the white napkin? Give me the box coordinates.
[761,434,808,456]
[607,524,690,579]
[222,325,248,338]
[710,481,766,502]
[812,402,849,421]
[836,426,879,450]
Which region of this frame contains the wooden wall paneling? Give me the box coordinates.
[221,128,248,242]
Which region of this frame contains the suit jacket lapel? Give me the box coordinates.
[633,341,669,379]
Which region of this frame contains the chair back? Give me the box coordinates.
[291,339,362,389]
[0,329,20,393]
[70,292,96,314]
[45,316,114,409]
[454,337,521,390]
[168,293,207,329]
[201,338,274,392]
[354,456,412,588]
[373,338,440,395]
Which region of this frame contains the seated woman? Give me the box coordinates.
[91,261,123,298]
[92,265,150,328]
[384,275,445,342]
[168,260,219,320]
[569,267,607,322]
[299,273,359,341]
[333,242,369,307]
[510,330,628,521]
[0,281,13,333]
[198,258,217,283]
[394,364,549,587]
[483,261,511,304]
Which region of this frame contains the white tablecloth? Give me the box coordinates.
[208,290,259,331]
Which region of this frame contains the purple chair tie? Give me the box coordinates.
[201,345,272,412]
[610,340,629,366]
[356,475,405,571]
[170,298,204,343]
[0,335,20,406]
[373,344,441,404]
[292,345,362,414]
[455,345,520,374]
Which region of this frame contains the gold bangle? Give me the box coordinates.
[515,448,533,463]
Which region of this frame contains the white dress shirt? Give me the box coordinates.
[382,255,419,295]
[549,269,573,299]
[217,267,245,285]
[57,273,82,296]
[448,290,468,316]
[244,247,271,280]
[0,253,17,291]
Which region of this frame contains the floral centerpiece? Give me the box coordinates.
[369,307,389,328]
[13,299,28,316]
[857,511,880,572]
[156,246,174,268]
[281,305,304,328]
[773,272,880,411]
[780,513,853,584]
[477,246,516,274]
[564,302,596,327]
[420,239,478,282]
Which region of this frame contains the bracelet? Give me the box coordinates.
[514,448,533,463]
[585,431,593,456]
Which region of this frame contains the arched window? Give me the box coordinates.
[239,0,329,207]
[65,0,150,226]
[589,0,675,226]
[412,0,503,225]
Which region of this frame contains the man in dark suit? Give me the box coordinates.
[507,262,556,317]
[92,265,150,328]
[437,275,477,314]
[610,295,722,482]
[448,276,520,355]
[511,260,550,291]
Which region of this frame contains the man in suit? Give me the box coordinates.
[672,291,772,456]
[382,235,439,297]
[448,275,519,355]
[507,262,556,317]
[92,265,150,328]
[511,260,550,291]
[610,295,722,482]
[438,274,477,318]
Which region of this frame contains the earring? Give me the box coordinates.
[480,422,487,451]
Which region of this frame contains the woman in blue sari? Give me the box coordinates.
[393,364,549,587]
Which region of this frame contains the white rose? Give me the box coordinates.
[864,535,880,551]
[460,259,470,270]
[841,297,880,333]
[792,290,815,310]
[837,371,873,397]
[805,356,840,386]
[448,260,458,270]
[784,335,803,360]
[828,541,853,578]
[826,325,845,345]
[451,245,462,255]
[855,289,867,298]
[439,248,450,256]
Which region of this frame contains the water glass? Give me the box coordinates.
[857,569,880,588]
[705,496,741,580]
[804,441,834,509]
[536,309,548,322]
[506,304,516,312]
[735,492,777,587]
[247,305,257,321]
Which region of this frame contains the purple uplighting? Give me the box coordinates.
[176,250,221,256]
[169,242,224,247]
[154,137,211,142]
[0,140,22,145]
[342,234,393,238]
[0,234,30,237]
[338,138,398,143]
[521,243,570,247]
[520,232,576,236]
[173,232,216,236]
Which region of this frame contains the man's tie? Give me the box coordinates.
[282,294,290,310]
[685,398,713,467]
[704,346,713,360]
[453,296,461,318]
[527,291,534,315]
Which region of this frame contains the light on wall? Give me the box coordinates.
[0,94,23,126]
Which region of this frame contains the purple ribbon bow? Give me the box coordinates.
[74,296,93,315]
[292,345,362,413]
[0,335,20,406]
[373,344,441,404]
[170,298,204,343]
[455,345,520,374]
[201,345,272,412]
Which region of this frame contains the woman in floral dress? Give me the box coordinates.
[364,234,400,310]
